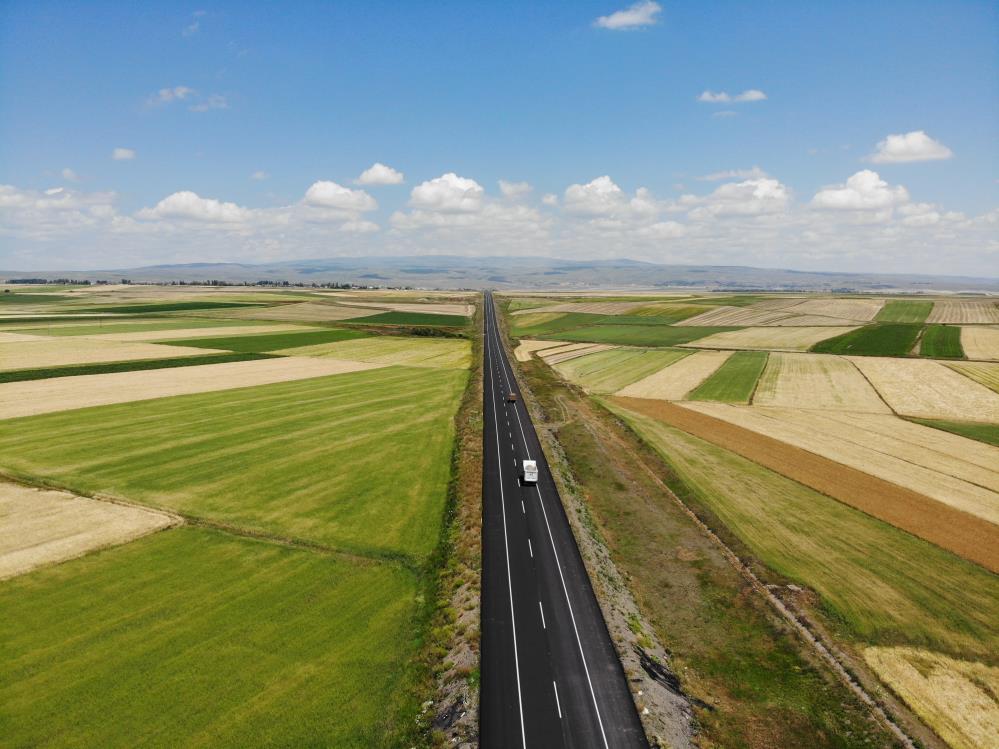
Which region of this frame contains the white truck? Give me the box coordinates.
[520,459,539,485]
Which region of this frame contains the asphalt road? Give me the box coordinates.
[479,292,648,749]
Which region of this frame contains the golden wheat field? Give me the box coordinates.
[684,326,859,351]
[927,300,999,324]
[616,350,732,400]
[752,353,890,412]
[961,326,999,361]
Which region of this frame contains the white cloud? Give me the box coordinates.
[811,170,909,211]
[340,220,380,233]
[682,178,790,219]
[542,193,559,207]
[697,166,768,182]
[303,181,377,212]
[356,162,405,185]
[136,191,252,223]
[564,176,625,215]
[499,180,532,198]
[112,147,136,161]
[61,168,80,182]
[409,173,484,212]
[189,94,229,112]
[698,89,767,103]
[250,170,269,181]
[867,130,953,164]
[147,86,195,107]
[594,1,662,30]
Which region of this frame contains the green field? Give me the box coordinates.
[0,352,273,384]
[810,323,921,357]
[604,401,999,659]
[281,335,471,369]
[0,366,467,561]
[919,325,964,358]
[510,311,601,336]
[628,304,708,322]
[0,293,67,304]
[910,418,999,448]
[1,527,420,748]
[77,301,267,314]
[552,348,690,393]
[11,318,278,336]
[687,351,769,403]
[351,311,467,327]
[163,327,368,353]
[875,300,934,323]
[543,325,732,347]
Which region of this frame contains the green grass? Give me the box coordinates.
[604,401,999,660]
[280,335,471,369]
[628,304,708,321]
[76,301,266,314]
[909,418,999,448]
[350,311,468,327]
[552,348,690,393]
[810,323,922,357]
[0,293,68,304]
[11,318,279,336]
[543,325,733,347]
[1,527,420,748]
[875,300,934,323]
[0,352,274,384]
[510,311,602,336]
[920,325,964,358]
[0,366,467,561]
[162,327,368,353]
[688,351,769,403]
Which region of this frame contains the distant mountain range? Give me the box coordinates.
[3,256,997,293]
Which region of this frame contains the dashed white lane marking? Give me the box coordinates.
[528,538,533,558]
[553,681,562,719]
[539,600,546,629]
[521,500,526,514]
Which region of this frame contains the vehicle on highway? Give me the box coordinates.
[506,392,518,402]
[520,459,538,485]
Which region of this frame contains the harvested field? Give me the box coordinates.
[82,323,313,342]
[164,327,368,353]
[0,357,383,420]
[513,339,568,361]
[626,303,708,322]
[0,337,220,371]
[0,482,176,579]
[876,300,934,323]
[617,350,732,400]
[850,356,999,422]
[551,325,730,347]
[552,348,690,393]
[948,361,999,393]
[927,300,999,324]
[538,342,616,365]
[863,647,999,749]
[784,298,884,321]
[211,301,374,322]
[338,301,473,316]
[0,352,270,385]
[767,314,862,326]
[674,306,797,327]
[911,419,999,449]
[686,326,858,351]
[279,336,471,369]
[349,311,467,326]
[752,353,890,412]
[512,301,646,315]
[0,331,47,343]
[687,350,768,403]
[811,324,922,357]
[610,397,999,572]
[961,326,999,361]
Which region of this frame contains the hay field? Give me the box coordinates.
[552,348,690,393]
[211,301,374,322]
[948,361,999,393]
[538,342,616,364]
[753,353,890,412]
[0,357,383,419]
[674,306,798,327]
[82,323,313,341]
[513,339,568,361]
[679,401,999,525]
[927,300,999,324]
[784,298,884,321]
[850,356,999,422]
[617,350,732,400]
[1,527,421,748]
[685,326,858,351]
[339,301,474,316]
[0,366,467,560]
[280,336,471,369]
[0,337,221,371]
[864,647,999,749]
[7,318,280,337]
[512,301,646,315]
[0,482,175,579]
[961,326,999,361]
[602,399,999,656]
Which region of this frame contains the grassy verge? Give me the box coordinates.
[688,350,768,402]
[909,417,999,447]
[0,352,274,383]
[543,325,733,347]
[919,325,964,358]
[876,300,934,323]
[162,327,368,352]
[811,324,922,356]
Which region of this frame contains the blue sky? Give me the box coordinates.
[1,1,996,274]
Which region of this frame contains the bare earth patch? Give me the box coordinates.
[617,349,732,399]
[0,338,222,371]
[0,357,383,419]
[753,353,890,412]
[685,326,859,352]
[961,326,999,361]
[0,481,177,580]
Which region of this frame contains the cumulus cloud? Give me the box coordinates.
[698,89,767,103]
[303,181,377,212]
[542,193,559,207]
[340,220,380,233]
[147,86,195,107]
[409,173,484,212]
[61,168,80,182]
[682,177,790,219]
[189,94,229,112]
[594,1,662,30]
[811,170,909,211]
[499,180,532,198]
[112,147,136,161]
[356,162,405,185]
[136,191,252,223]
[867,130,953,164]
[697,166,768,181]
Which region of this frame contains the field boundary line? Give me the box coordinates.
[847,358,901,415]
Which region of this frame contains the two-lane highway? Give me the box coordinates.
[480,292,648,748]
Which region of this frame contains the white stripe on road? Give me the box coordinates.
[539,600,546,629]
[553,681,562,719]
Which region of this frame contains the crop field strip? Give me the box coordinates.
[0,352,274,384]
[947,360,999,393]
[69,300,268,314]
[335,300,473,316]
[277,335,472,369]
[926,299,999,324]
[686,350,768,402]
[544,324,733,347]
[161,327,369,353]
[810,323,923,357]
[875,300,934,323]
[80,323,317,341]
[513,339,569,361]
[782,297,885,321]
[0,365,466,561]
[347,310,468,327]
[960,325,999,361]
[752,352,890,412]
[616,349,732,400]
[203,300,378,322]
[4,317,283,336]
[609,397,999,572]
[551,347,690,393]
[601,400,999,657]
[537,341,616,364]
[918,324,965,358]
[674,305,800,327]
[910,418,999,448]
[684,325,858,351]
[0,336,225,371]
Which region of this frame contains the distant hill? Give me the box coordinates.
[3,256,997,293]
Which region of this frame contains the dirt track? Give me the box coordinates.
[610,396,999,573]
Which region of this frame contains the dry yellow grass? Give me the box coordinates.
[753,353,890,412]
[278,336,471,369]
[0,338,221,372]
[82,324,315,342]
[539,343,616,364]
[210,302,374,322]
[0,482,176,580]
[849,356,999,423]
[961,326,999,361]
[685,326,859,352]
[928,300,999,324]
[863,647,999,749]
[512,301,647,316]
[0,358,382,419]
[783,298,885,321]
[947,361,999,394]
[679,402,999,525]
[0,332,48,343]
[617,350,732,399]
[535,342,605,360]
[513,340,569,361]
[337,301,474,316]
[674,306,797,327]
